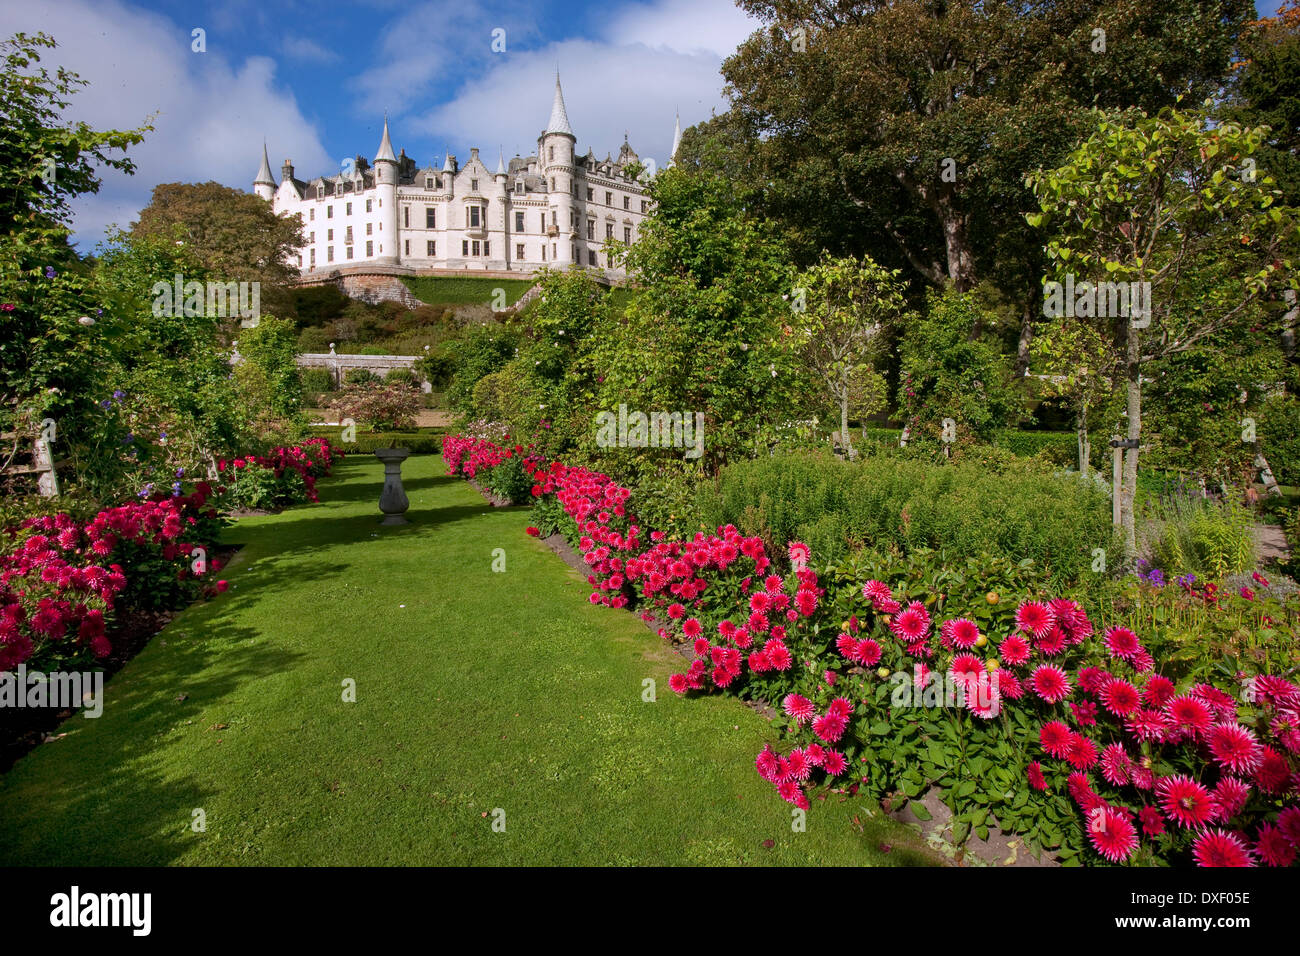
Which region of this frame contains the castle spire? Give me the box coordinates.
[495,148,506,176]
[254,141,276,186]
[545,72,574,138]
[670,111,682,162]
[375,113,397,164]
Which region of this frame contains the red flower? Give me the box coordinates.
[1027,761,1048,791]
[1192,829,1256,867]
[1088,806,1139,863]
[1157,774,1215,828]
[1256,823,1297,867]
[1030,664,1072,703]
[1206,723,1262,775]
[525,526,540,536]
[1098,678,1140,717]
[1015,601,1054,637]
[1040,721,1072,758]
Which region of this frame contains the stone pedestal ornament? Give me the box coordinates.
[374,447,411,525]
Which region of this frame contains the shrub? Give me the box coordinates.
[385,367,417,387]
[300,367,333,395]
[328,381,419,430]
[344,368,380,386]
[696,450,1117,585]
[1145,494,1256,579]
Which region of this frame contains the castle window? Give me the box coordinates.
[366,199,373,213]
[641,200,648,214]
[426,177,434,189]
[605,223,613,239]
[346,202,352,215]
[366,222,373,235]
[296,254,302,267]
[605,191,612,205]
[586,188,593,201]
[327,205,333,218]
[317,186,323,199]
[327,229,334,241]
[516,243,524,259]
[468,206,481,228]
[515,211,524,232]
[548,146,554,161]
[427,241,436,256]
[589,250,597,266]
[345,226,353,243]
[366,241,373,256]
[346,247,353,259]
[472,240,481,256]
[624,226,631,243]
[310,232,315,243]
[541,245,546,261]
[327,247,334,262]
[623,196,630,210]
[549,178,555,191]
[405,240,409,255]
[515,180,524,195]
[587,222,594,240]
[404,207,410,228]
[462,240,469,256]
[309,208,315,221]
[471,178,479,192]
[310,249,316,266]
[539,213,545,231]
[426,207,436,229]
[484,241,490,257]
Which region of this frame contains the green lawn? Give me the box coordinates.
[0,455,932,866]
[401,275,535,307]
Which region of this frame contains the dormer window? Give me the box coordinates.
[515,180,524,195]
[426,177,434,189]
[471,178,478,192]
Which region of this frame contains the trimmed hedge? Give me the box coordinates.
[859,426,1085,467]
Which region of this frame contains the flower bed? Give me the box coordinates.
[1,439,344,673]
[446,432,1300,867]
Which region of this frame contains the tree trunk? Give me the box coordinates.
[1077,412,1090,478]
[1121,322,1141,556]
[841,391,855,460]
[1016,298,1034,377]
[940,204,975,292]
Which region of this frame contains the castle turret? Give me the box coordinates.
[253,143,276,201]
[539,72,576,267]
[373,115,399,264]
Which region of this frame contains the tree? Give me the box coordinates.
[1028,318,1119,475]
[1028,103,1300,553]
[790,253,906,458]
[131,181,304,319]
[0,31,148,441]
[898,288,1021,449]
[593,168,808,471]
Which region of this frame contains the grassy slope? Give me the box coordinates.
[401,275,534,306]
[0,456,932,866]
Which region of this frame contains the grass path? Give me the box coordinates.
[0,455,931,866]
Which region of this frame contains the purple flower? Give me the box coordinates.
[99,399,111,409]
[1177,573,1196,589]
[44,266,56,278]
[112,390,124,400]
[1139,567,1166,587]
[137,482,154,498]
[172,482,182,495]
[175,467,184,477]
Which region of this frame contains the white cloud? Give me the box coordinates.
[601,0,760,57]
[282,37,339,63]
[0,0,330,251]
[414,39,727,169]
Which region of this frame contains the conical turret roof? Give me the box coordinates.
[545,73,574,137]
[375,115,397,163]
[254,142,276,186]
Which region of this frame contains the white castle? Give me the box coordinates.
[253,74,681,280]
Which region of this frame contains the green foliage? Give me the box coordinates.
[697,450,1117,585]
[898,288,1021,444]
[485,453,533,504]
[305,426,442,455]
[592,168,810,470]
[300,367,333,395]
[343,368,380,386]
[445,322,518,414]
[327,382,419,431]
[234,315,303,421]
[1145,495,1257,579]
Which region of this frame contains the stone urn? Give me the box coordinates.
[374,446,411,525]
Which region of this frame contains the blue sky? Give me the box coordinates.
[0,0,1287,251]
